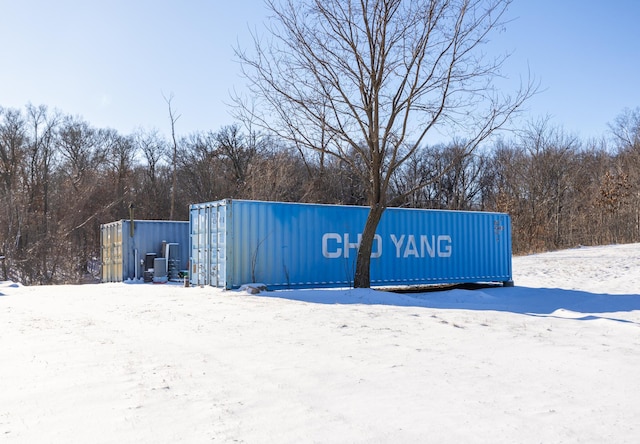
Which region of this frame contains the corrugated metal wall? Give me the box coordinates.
[189,200,512,289]
[100,220,189,282]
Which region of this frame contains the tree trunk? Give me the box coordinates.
[0,246,6,281]
[353,203,385,288]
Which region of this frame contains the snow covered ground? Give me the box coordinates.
[1,243,639,443]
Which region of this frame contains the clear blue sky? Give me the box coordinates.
[1,0,639,144]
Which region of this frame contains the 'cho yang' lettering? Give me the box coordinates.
[390,234,451,258]
[322,233,451,259]
[322,233,382,259]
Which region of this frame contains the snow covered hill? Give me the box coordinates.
[2,244,639,443]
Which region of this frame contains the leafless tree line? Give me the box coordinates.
[392,113,640,253]
[1,104,639,284]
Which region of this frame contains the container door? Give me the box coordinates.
[190,202,226,287]
[100,226,110,282]
[215,204,226,287]
[191,206,205,286]
[205,202,226,287]
[101,223,123,283]
[208,204,219,286]
[114,224,123,282]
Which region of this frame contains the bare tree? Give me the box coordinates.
[21,104,61,283]
[58,116,105,192]
[609,107,640,151]
[0,107,27,281]
[215,124,259,192]
[609,107,640,241]
[164,93,181,220]
[133,128,170,217]
[135,128,167,187]
[518,119,580,250]
[393,142,488,210]
[101,128,136,218]
[235,0,535,287]
[176,131,224,203]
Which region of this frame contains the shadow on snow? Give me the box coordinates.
[257,285,640,322]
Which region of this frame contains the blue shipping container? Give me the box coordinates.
[101,220,189,282]
[189,199,513,289]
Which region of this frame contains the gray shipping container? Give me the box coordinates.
[100,220,189,282]
[190,199,513,289]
